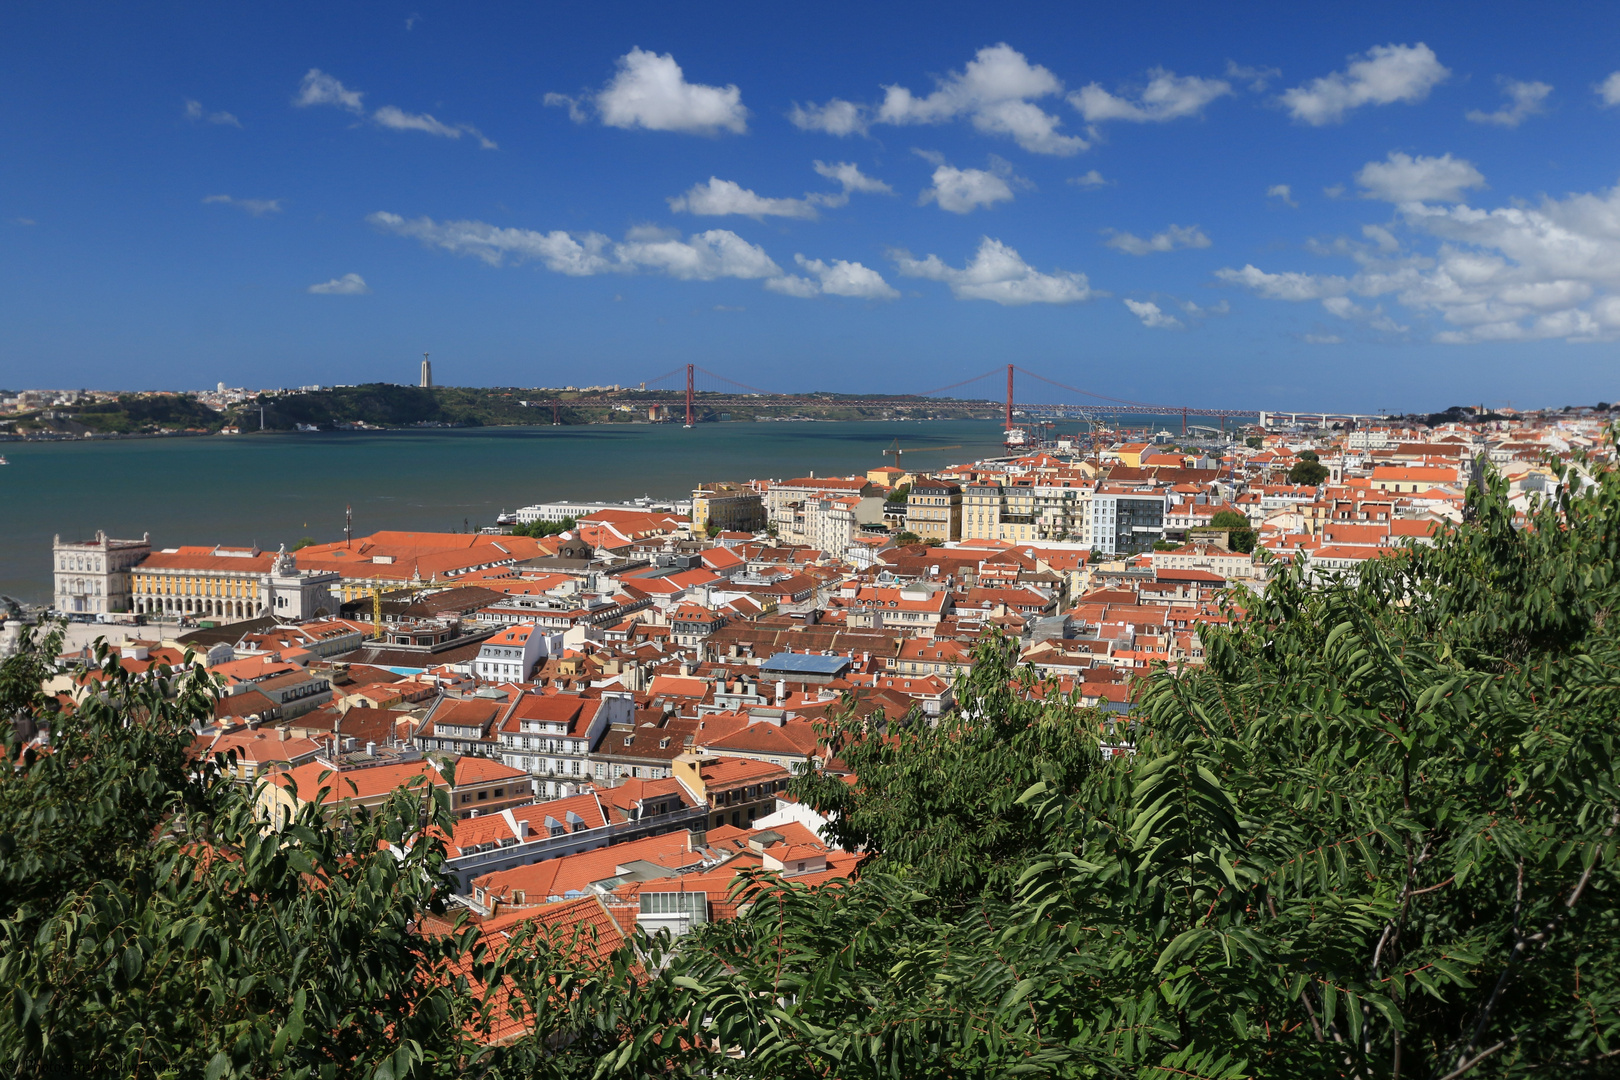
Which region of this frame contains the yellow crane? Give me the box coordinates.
[372,580,425,638]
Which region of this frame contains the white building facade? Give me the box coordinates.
[53,531,151,615]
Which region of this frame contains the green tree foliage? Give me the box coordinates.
[891,530,922,546]
[1211,507,1258,554]
[56,394,223,434]
[510,516,577,538]
[0,638,494,1079]
[795,636,1103,905]
[1246,435,1264,449]
[658,446,1620,1078]
[885,483,911,505]
[4,445,1619,1079]
[1290,456,1331,485]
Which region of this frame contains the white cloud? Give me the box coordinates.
[874,43,1086,155]
[1355,152,1485,203]
[184,99,241,127]
[308,273,369,295]
[295,69,365,113]
[555,48,747,135]
[1302,334,1344,344]
[1071,68,1232,123]
[369,208,896,303]
[203,194,282,217]
[670,164,889,219]
[812,160,891,195]
[1321,295,1408,332]
[1069,170,1109,188]
[1104,223,1211,255]
[1180,298,1230,318]
[295,70,494,147]
[791,99,868,136]
[767,254,900,300]
[764,275,821,299]
[1226,61,1281,92]
[1216,264,1351,301]
[920,160,1019,214]
[369,212,785,285]
[1124,299,1182,328]
[1281,43,1449,125]
[1124,295,1228,329]
[668,178,817,220]
[893,236,1094,305]
[1217,178,1620,343]
[373,105,497,148]
[1466,78,1552,127]
[1267,184,1298,207]
[1597,72,1620,106]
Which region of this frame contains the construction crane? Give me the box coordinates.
[883,438,963,470]
[370,580,425,639]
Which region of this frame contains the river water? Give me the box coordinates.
[0,420,1015,605]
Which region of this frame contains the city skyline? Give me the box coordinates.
[5,2,1620,410]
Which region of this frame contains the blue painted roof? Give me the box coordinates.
[759,652,851,675]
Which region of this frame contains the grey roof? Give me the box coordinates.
[759,652,852,676]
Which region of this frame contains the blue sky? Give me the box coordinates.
[4,2,1620,412]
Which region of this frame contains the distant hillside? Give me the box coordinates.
[14,393,222,435]
[231,383,997,430]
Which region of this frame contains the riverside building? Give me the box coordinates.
[52,531,151,616]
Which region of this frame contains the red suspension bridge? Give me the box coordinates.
[528,365,1374,433]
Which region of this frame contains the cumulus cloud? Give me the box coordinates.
[1268,184,1299,207]
[1124,299,1182,328]
[767,254,900,300]
[550,48,747,135]
[184,99,241,127]
[1103,223,1211,255]
[669,163,890,220]
[919,157,1020,214]
[1281,43,1449,125]
[1070,68,1232,123]
[1226,61,1282,92]
[202,194,282,216]
[812,160,891,195]
[668,178,817,220]
[295,69,494,147]
[370,210,801,292]
[791,99,868,136]
[1467,78,1552,127]
[308,273,370,295]
[295,69,365,113]
[1124,296,1228,329]
[872,44,1086,155]
[1069,170,1109,188]
[373,105,497,148]
[1217,178,1620,343]
[371,209,893,303]
[1597,72,1620,106]
[1355,152,1485,203]
[892,236,1094,305]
